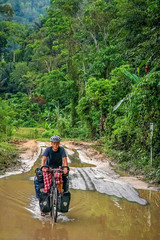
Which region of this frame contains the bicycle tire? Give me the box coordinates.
[50,189,54,219]
[53,187,58,222]
[50,187,58,222]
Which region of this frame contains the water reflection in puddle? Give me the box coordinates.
[0,174,160,240]
[26,195,75,223]
[0,145,160,240]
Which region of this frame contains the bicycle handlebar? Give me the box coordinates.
[41,165,70,172]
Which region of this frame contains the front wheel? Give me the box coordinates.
[51,187,58,222]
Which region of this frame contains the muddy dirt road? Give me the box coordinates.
[0,140,160,240]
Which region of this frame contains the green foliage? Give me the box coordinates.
[22,119,37,127]
[9,62,31,93]
[0,20,28,67]
[105,71,160,174]
[0,3,14,21]
[41,129,60,138]
[1,0,160,181]
[12,127,45,140]
[6,92,42,127]
[1,0,50,23]
[0,98,15,140]
[0,142,18,171]
[36,70,69,106]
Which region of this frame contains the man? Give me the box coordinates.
[41,135,69,192]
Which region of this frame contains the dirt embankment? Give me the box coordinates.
[17,140,40,160]
[63,140,110,164]
[0,140,40,177]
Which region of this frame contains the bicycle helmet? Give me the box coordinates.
[50,135,61,142]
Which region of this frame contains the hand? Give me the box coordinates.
[63,167,68,175]
[41,166,47,172]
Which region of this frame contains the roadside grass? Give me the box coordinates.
[12,127,71,142]
[103,145,160,184]
[11,127,88,142]
[0,142,18,173]
[12,127,46,140]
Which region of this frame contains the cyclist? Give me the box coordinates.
[41,135,69,193]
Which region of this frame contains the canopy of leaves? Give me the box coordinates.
[0,0,160,180]
[0,0,50,23]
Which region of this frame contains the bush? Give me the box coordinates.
[12,119,24,127]
[12,127,45,140]
[156,169,160,183]
[23,119,37,127]
[41,129,60,138]
[0,142,18,171]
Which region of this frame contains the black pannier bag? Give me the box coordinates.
[38,182,45,198]
[35,167,43,183]
[34,178,44,199]
[59,191,71,213]
[34,177,39,198]
[34,167,51,213]
[34,168,44,198]
[39,191,51,213]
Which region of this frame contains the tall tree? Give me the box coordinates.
[46,0,81,126]
[0,3,14,21]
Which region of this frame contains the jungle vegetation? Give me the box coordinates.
[0,0,160,181]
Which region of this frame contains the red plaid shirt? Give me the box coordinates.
[43,171,52,193]
[43,170,63,193]
[55,171,63,185]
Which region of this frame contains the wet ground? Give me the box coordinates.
[0,141,160,240]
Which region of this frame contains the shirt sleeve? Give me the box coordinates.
[42,147,50,157]
[60,147,67,158]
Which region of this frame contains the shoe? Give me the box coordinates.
[63,191,69,193]
[41,212,46,216]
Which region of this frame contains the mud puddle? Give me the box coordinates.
[0,173,160,240]
[0,141,160,240]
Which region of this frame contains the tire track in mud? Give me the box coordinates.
[77,168,95,191]
[69,166,148,205]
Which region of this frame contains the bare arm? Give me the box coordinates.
[63,157,68,174]
[41,156,47,167]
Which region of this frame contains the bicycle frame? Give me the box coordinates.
[41,165,69,222]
